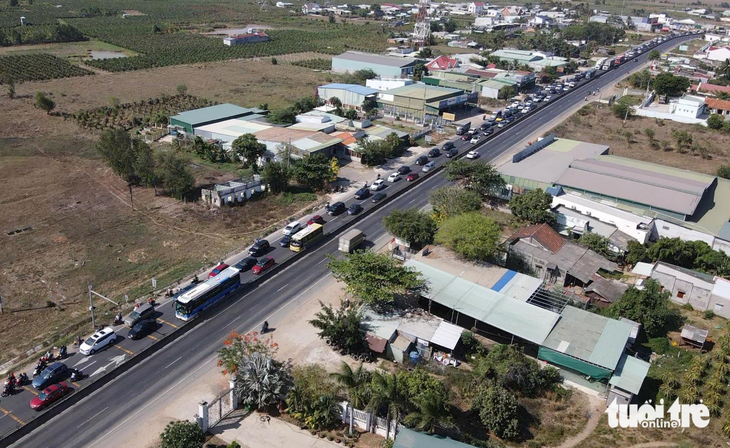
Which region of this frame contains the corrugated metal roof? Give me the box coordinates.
[631,262,654,277]
[609,354,650,395]
[335,51,417,68]
[320,83,379,96]
[394,427,478,448]
[171,104,259,126]
[430,321,463,350]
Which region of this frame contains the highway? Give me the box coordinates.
[7,34,694,448]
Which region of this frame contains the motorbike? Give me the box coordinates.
[70,370,83,382]
[18,373,28,385]
[1,383,14,397]
[33,360,46,377]
[58,346,67,359]
[113,313,124,325]
[261,321,269,334]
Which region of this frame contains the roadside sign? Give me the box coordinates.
[152,278,157,289]
[442,112,456,121]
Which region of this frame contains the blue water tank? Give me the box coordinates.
[409,351,420,364]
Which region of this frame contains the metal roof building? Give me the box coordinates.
[394,427,478,448]
[170,104,266,133]
[377,83,473,122]
[317,83,379,111]
[332,51,417,78]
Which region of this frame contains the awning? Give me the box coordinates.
[366,334,388,353]
[430,321,463,350]
[609,354,650,395]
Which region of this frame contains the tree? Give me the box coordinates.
[382,209,437,247]
[442,160,505,198]
[413,62,428,82]
[435,213,501,261]
[329,96,343,110]
[326,251,426,310]
[235,351,292,410]
[35,91,55,114]
[271,57,277,65]
[268,107,296,125]
[429,186,482,221]
[472,384,520,440]
[331,362,372,435]
[97,129,137,183]
[509,189,555,225]
[611,100,631,119]
[671,129,693,151]
[262,161,290,194]
[176,84,188,95]
[625,240,648,265]
[444,17,457,32]
[605,279,681,338]
[647,49,661,61]
[159,420,205,448]
[362,97,378,115]
[310,301,367,353]
[717,165,730,180]
[404,390,454,434]
[652,73,690,98]
[231,133,267,170]
[3,73,14,98]
[294,152,335,191]
[155,149,196,199]
[579,232,614,259]
[707,113,725,130]
[369,371,408,440]
[217,331,278,375]
[134,140,159,192]
[8,0,18,6]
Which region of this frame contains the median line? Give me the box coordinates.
[0,406,25,426]
[113,345,135,356]
[157,318,178,329]
[22,386,38,396]
[146,334,159,341]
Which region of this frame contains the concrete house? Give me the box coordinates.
[222,31,270,46]
[302,2,322,14]
[468,1,484,16]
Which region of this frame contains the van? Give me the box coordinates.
[124,303,155,327]
[455,122,471,135]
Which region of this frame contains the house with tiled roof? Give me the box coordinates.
[704,46,730,62]
[706,97,730,115]
[691,82,730,97]
[468,1,484,16]
[425,55,459,71]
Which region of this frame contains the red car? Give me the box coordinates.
[307,215,325,226]
[252,257,275,275]
[406,173,419,181]
[209,263,229,277]
[461,134,470,141]
[30,382,71,411]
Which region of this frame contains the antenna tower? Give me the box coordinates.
[413,0,431,49]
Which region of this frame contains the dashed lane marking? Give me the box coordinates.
[113,345,135,356]
[0,406,25,425]
[157,318,178,329]
[146,334,159,341]
[22,386,38,396]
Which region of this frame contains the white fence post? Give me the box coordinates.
[229,378,238,409]
[198,401,209,433]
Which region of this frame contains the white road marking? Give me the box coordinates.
[74,357,92,368]
[276,283,289,293]
[164,357,182,370]
[408,198,416,204]
[78,360,96,371]
[317,257,328,265]
[76,407,108,429]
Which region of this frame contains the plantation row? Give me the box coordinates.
[0,53,93,83]
[291,58,332,70]
[0,23,87,47]
[63,94,215,130]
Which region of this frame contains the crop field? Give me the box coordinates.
[0,53,93,83]
[291,57,332,70]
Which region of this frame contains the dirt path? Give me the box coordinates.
[555,395,604,448]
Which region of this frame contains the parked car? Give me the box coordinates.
[483,128,494,135]
[283,221,303,236]
[415,155,429,165]
[252,257,275,275]
[209,263,229,277]
[470,136,481,144]
[347,203,363,215]
[30,383,71,410]
[461,134,471,141]
[327,201,346,215]
[387,173,400,182]
[279,235,291,247]
[445,148,458,158]
[124,302,155,328]
[370,179,385,191]
[32,363,69,390]
[466,150,480,159]
[128,319,158,340]
[234,256,258,271]
[428,147,441,158]
[406,173,419,181]
[307,215,325,226]
[372,192,387,203]
[79,327,116,356]
[397,165,411,175]
[442,141,455,151]
[480,123,491,131]
[422,161,436,173]
[248,239,270,256]
[354,187,370,200]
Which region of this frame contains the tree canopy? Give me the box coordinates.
[429,186,482,221]
[35,91,55,114]
[382,209,437,247]
[159,420,205,448]
[605,279,681,338]
[155,149,196,199]
[231,133,267,170]
[653,73,690,98]
[262,161,290,194]
[509,189,555,224]
[310,301,366,354]
[294,153,336,191]
[442,160,505,198]
[327,251,426,309]
[435,212,501,261]
[472,383,520,440]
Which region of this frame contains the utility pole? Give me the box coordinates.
[88,285,120,329]
[0,286,3,314]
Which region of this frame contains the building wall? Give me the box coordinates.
[366,78,413,90]
[709,293,730,318]
[317,87,367,110]
[651,270,713,310]
[551,196,651,243]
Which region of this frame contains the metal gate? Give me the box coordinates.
[208,389,234,428]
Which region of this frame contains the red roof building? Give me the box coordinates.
[691,82,730,96]
[706,97,730,115]
[508,223,565,254]
[425,55,459,71]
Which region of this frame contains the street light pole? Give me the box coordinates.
[88,285,96,329]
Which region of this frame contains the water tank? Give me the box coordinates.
[409,351,420,364]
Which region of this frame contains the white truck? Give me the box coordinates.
[339,228,366,253]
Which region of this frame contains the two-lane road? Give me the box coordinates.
[8,34,694,448]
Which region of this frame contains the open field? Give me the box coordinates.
[0,39,135,58]
[552,103,730,176]
[0,58,329,363]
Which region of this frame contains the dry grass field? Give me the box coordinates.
[0,58,331,363]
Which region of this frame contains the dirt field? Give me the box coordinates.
[552,103,730,176]
[0,58,330,363]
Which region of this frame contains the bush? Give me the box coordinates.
[717,165,730,180]
[704,310,715,319]
[707,113,725,130]
[159,420,205,448]
[435,212,501,261]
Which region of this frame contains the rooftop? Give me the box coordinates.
[509,223,565,253]
[196,117,272,137]
[394,427,478,448]
[490,49,546,62]
[608,354,651,395]
[334,51,417,68]
[171,103,263,126]
[379,83,463,101]
[552,192,654,228]
[319,83,379,96]
[706,97,730,111]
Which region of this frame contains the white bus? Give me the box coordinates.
[174,267,243,320]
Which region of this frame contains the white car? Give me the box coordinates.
[466,150,480,159]
[544,96,552,102]
[387,173,400,183]
[470,136,481,144]
[283,221,303,236]
[422,161,436,173]
[79,327,116,355]
[370,179,385,191]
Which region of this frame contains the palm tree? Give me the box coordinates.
[404,390,454,434]
[368,371,407,440]
[720,59,730,80]
[235,352,293,411]
[331,362,371,436]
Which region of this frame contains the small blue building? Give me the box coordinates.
[332,51,417,78]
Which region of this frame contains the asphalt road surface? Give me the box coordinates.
[8,34,694,448]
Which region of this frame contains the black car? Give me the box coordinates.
[397,165,411,175]
[32,363,68,390]
[327,201,346,216]
[234,256,258,271]
[354,187,370,200]
[372,192,387,203]
[248,239,270,257]
[480,123,492,131]
[348,203,363,215]
[279,235,291,247]
[445,148,458,158]
[442,141,455,151]
[128,319,158,340]
[415,155,429,165]
[428,148,440,158]
[483,128,494,136]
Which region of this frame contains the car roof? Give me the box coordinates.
[48,362,65,370]
[286,221,300,227]
[92,327,114,338]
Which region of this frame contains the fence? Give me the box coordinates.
[196,378,238,432]
[338,401,397,439]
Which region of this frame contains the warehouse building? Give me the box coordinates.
[490,49,568,71]
[317,83,379,111]
[377,83,475,122]
[169,104,266,134]
[332,51,417,78]
[222,31,270,46]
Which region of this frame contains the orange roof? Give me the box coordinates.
[693,83,730,94]
[332,131,357,145]
[509,223,565,254]
[706,97,730,111]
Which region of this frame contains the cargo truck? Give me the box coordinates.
[339,228,366,253]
